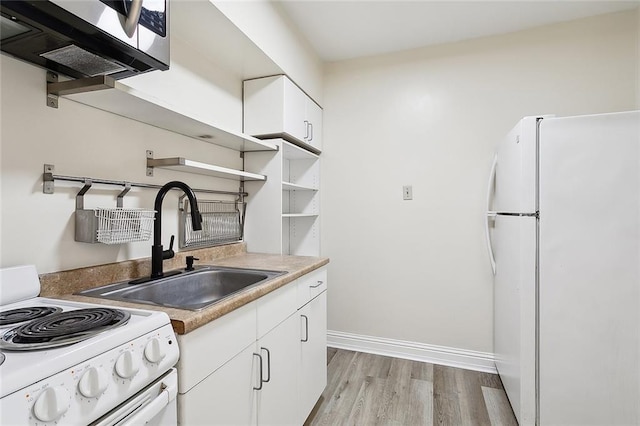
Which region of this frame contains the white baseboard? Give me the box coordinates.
[327,330,497,374]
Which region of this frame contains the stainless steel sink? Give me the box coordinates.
[78,266,286,311]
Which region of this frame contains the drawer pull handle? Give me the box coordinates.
[253,353,263,390]
[310,280,323,289]
[301,315,309,342]
[261,347,271,383]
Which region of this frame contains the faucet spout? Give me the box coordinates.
[150,181,202,279]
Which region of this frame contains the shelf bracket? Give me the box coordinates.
[46,72,59,109]
[146,150,155,177]
[46,73,116,109]
[43,164,55,194]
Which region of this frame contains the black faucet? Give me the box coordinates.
[150,181,202,279]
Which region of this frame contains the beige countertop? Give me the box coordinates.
[40,244,329,334]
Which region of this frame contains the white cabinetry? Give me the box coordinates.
[254,280,299,425]
[245,140,320,256]
[176,302,257,426]
[297,269,328,424]
[175,267,327,425]
[255,314,300,426]
[244,75,323,153]
[178,344,258,426]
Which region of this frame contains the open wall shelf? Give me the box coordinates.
[147,157,266,181]
[282,182,318,191]
[48,76,278,153]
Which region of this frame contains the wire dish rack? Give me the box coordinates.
[95,208,156,244]
[179,198,245,249]
[74,180,156,244]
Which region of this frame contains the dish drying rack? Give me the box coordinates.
[179,196,246,249]
[74,181,156,244]
[42,164,249,245]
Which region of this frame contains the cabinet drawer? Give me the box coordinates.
[257,282,298,339]
[297,267,327,308]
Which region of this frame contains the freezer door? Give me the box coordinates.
[493,116,540,214]
[539,111,640,425]
[493,214,537,426]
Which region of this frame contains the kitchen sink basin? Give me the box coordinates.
[78,266,286,311]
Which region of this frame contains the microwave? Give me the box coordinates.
[0,0,169,79]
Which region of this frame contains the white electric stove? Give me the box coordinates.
[0,265,180,425]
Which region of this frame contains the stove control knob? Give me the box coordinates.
[78,367,109,398]
[115,351,140,379]
[144,338,166,363]
[33,386,70,422]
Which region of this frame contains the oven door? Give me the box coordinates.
[91,368,177,426]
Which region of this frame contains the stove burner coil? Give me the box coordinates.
[0,306,63,326]
[0,308,130,350]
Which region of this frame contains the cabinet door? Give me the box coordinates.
[178,344,258,426]
[255,314,300,426]
[298,292,327,424]
[243,76,285,137]
[282,77,308,143]
[305,99,323,152]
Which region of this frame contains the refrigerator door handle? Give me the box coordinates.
[485,154,498,275]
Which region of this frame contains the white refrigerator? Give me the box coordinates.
[485,111,640,425]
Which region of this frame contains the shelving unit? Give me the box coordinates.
[244,139,320,256]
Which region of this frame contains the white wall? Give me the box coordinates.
[0,36,243,274]
[213,0,324,103]
[321,10,639,353]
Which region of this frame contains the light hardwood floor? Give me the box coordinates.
[305,348,518,426]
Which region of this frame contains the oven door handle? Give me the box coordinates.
[92,376,177,426]
[119,382,175,425]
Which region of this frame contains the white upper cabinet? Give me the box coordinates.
[244,75,323,154]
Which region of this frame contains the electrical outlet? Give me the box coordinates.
[403,185,413,200]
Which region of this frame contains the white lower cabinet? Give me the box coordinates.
[178,343,258,425]
[255,314,300,426]
[298,292,327,424]
[176,267,327,425]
